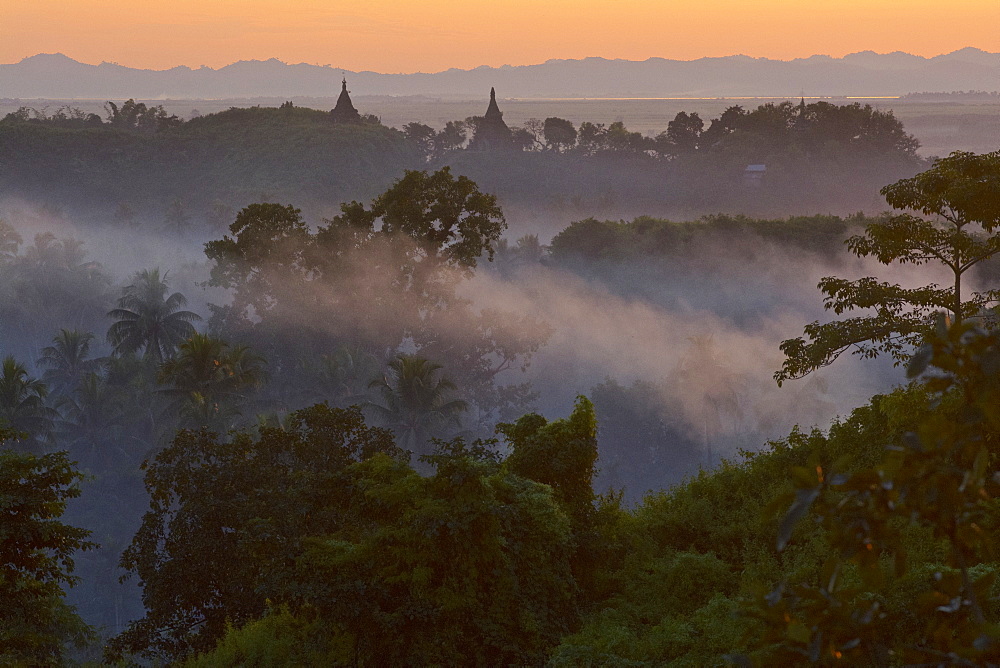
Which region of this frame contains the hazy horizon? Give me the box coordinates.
[5,46,1000,75]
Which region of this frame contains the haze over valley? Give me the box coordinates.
[4,4,1000,663]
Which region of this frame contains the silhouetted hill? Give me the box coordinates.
[2,49,999,99]
[0,105,421,214]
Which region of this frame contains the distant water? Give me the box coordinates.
[510,96,902,101]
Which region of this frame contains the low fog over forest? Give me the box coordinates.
[5,83,1000,665]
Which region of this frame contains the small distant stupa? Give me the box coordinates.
[331,77,362,124]
[469,87,513,151]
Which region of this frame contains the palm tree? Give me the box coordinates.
[317,345,381,406]
[59,372,128,467]
[23,231,83,269]
[107,268,201,363]
[37,329,101,395]
[158,333,267,430]
[0,356,59,450]
[7,233,111,341]
[366,355,468,453]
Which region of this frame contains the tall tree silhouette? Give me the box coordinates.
[776,151,1000,383]
[107,269,200,363]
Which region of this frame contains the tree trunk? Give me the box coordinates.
[954,270,962,325]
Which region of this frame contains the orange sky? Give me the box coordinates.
[4,0,999,72]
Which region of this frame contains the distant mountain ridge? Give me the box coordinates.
[2,49,999,99]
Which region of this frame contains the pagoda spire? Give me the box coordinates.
[471,86,512,151]
[485,86,503,121]
[331,75,361,123]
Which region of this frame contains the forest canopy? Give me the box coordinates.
[2,84,997,664]
[0,98,923,230]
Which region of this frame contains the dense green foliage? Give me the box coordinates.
[113,401,600,664]
[545,393,894,665]
[0,426,95,664]
[106,404,404,660]
[746,321,1000,664]
[170,355,1000,666]
[5,151,1000,664]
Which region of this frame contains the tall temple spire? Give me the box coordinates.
[470,86,513,151]
[485,86,503,121]
[331,76,361,123]
[794,95,808,129]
